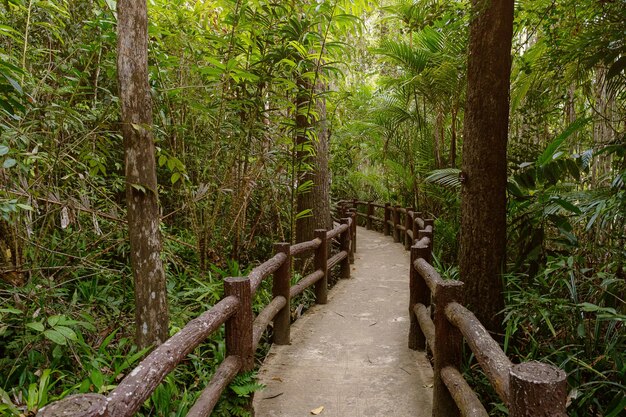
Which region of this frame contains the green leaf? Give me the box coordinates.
[26,322,45,332]
[171,172,181,184]
[537,117,591,167]
[53,325,77,341]
[43,329,67,345]
[1,73,22,94]
[130,183,146,193]
[38,369,51,405]
[0,145,8,156]
[90,369,104,391]
[27,384,37,411]
[0,387,20,415]
[47,315,62,327]
[2,158,17,169]
[75,321,96,332]
[0,307,21,314]
[295,208,312,220]
[550,197,581,215]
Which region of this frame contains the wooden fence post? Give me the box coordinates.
[412,211,421,246]
[383,203,391,235]
[425,218,434,252]
[432,280,464,417]
[272,243,291,345]
[314,229,328,304]
[224,277,254,371]
[418,230,433,264]
[350,210,357,254]
[340,218,352,276]
[392,205,401,242]
[509,362,567,417]
[404,207,414,250]
[37,394,108,417]
[366,201,373,230]
[409,243,430,350]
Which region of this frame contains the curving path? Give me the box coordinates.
[253,227,433,417]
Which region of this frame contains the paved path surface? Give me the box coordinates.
[253,227,433,417]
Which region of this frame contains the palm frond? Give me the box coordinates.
[425,168,461,190]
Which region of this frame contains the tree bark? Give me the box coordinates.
[0,219,24,286]
[450,107,458,168]
[295,79,331,247]
[117,0,169,348]
[459,0,514,334]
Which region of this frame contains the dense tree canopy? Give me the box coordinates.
[0,0,623,415]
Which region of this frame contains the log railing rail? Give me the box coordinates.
[338,199,568,417]
[38,218,355,417]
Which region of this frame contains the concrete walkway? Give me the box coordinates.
[253,227,433,417]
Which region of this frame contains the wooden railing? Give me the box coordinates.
[37,219,355,417]
[339,199,568,417]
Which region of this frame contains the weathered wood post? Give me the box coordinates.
[383,203,391,235]
[509,362,567,417]
[314,229,328,304]
[340,218,352,276]
[339,201,347,219]
[425,218,435,252]
[224,277,254,371]
[432,280,465,417]
[392,205,401,242]
[412,211,421,246]
[409,240,431,350]
[404,207,414,250]
[37,394,108,417]
[366,201,373,230]
[349,209,357,254]
[418,229,433,264]
[272,243,291,345]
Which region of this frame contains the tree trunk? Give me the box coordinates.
[117,0,169,348]
[592,65,613,186]
[295,79,331,247]
[450,107,458,168]
[0,219,24,286]
[313,81,332,232]
[459,0,514,334]
[434,108,443,168]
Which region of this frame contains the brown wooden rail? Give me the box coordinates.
[339,199,568,417]
[38,218,355,417]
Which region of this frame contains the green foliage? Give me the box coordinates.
[503,256,625,416]
[0,0,623,415]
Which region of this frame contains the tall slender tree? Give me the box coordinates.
[117,0,169,347]
[295,9,333,246]
[459,0,514,333]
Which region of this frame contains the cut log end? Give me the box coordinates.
[510,361,566,385]
[37,394,108,417]
[510,361,567,417]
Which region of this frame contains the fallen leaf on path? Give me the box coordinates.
[423,383,433,388]
[263,392,284,400]
[271,377,283,382]
[311,406,324,415]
